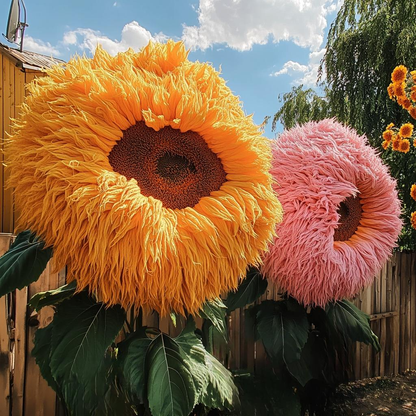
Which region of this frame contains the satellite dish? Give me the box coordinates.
[3,0,28,51]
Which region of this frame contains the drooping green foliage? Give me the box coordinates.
[176,320,239,412]
[146,332,197,416]
[224,267,268,312]
[32,292,126,415]
[200,298,228,341]
[253,299,309,370]
[322,0,416,144]
[0,230,52,297]
[251,297,380,390]
[31,288,239,416]
[29,281,77,311]
[269,85,332,131]
[326,300,380,351]
[117,327,152,404]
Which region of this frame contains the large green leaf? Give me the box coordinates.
[201,351,239,411]
[255,299,309,367]
[29,281,77,311]
[146,333,197,416]
[199,298,228,342]
[64,355,113,416]
[48,292,125,415]
[117,327,152,404]
[32,323,62,398]
[201,318,227,355]
[176,320,239,411]
[224,268,268,312]
[285,331,328,386]
[176,321,209,398]
[326,299,380,351]
[0,230,52,297]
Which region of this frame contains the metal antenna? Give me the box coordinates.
[18,0,28,51]
[3,0,29,51]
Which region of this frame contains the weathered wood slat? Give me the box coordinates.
[2,60,15,233]
[24,262,59,416]
[0,235,12,415]
[411,253,416,370]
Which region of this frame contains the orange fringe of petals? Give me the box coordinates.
[7,41,282,316]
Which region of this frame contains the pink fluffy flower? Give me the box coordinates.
[262,119,402,306]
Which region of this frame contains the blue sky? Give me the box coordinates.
[1,0,340,137]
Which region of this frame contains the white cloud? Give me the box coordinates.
[271,61,309,76]
[271,48,326,86]
[23,36,61,56]
[62,21,163,56]
[182,0,338,52]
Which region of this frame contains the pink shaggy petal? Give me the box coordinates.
[262,119,402,306]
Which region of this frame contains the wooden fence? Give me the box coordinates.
[0,233,415,415]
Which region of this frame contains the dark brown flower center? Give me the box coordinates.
[334,195,362,241]
[108,121,227,209]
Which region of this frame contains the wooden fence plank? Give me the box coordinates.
[0,235,12,415]
[399,253,410,372]
[393,253,401,376]
[2,60,15,233]
[11,287,27,416]
[10,68,25,233]
[24,263,58,416]
[411,253,416,370]
[384,256,393,376]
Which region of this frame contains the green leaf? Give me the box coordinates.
[117,327,152,404]
[49,292,125,415]
[255,299,309,367]
[199,298,228,342]
[176,319,239,411]
[201,318,227,355]
[224,267,268,312]
[65,355,113,416]
[285,331,328,386]
[29,281,77,311]
[32,323,62,398]
[176,320,209,398]
[201,351,239,411]
[326,299,380,351]
[146,332,197,416]
[0,230,52,297]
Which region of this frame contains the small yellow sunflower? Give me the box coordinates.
[392,137,401,151]
[399,123,414,138]
[410,184,416,201]
[410,107,416,119]
[382,129,394,142]
[7,41,282,315]
[381,140,390,150]
[394,82,406,98]
[391,65,407,84]
[411,212,416,230]
[387,84,395,99]
[399,139,410,153]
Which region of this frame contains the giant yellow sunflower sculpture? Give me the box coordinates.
[7,41,282,315]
